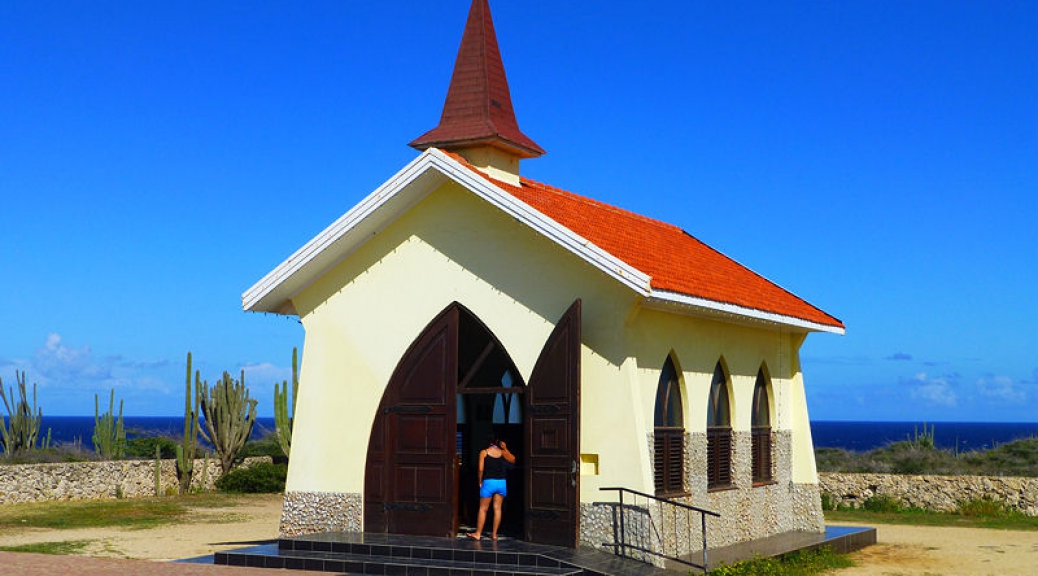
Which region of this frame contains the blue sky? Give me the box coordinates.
[1,1,1035,421]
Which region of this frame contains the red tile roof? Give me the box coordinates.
[445,152,843,330]
[410,0,544,159]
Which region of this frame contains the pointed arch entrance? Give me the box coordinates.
[364,300,581,546]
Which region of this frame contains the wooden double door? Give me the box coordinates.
[364,300,581,547]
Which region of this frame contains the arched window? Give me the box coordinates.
[654,356,684,496]
[751,367,773,484]
[707,362,732,489]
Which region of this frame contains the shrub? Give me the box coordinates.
[816,436,1038,477]
[957,496,1020,518]
[215,462,287,493]
[862,494,902,513]
[125,435,178,460]
[237,434,288,464]
[819,493,835,511]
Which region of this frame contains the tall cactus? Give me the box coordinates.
[92,388,126,459]
[0,371,44,457]
[199,369,257,475]
[175,352,201,494]
[273,347,299,457]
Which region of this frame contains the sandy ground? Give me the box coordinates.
[0,494,284,562]
[1,497,1036,575]
[833,522,1038,576]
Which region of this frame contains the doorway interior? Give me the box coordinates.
[455,309,525,537]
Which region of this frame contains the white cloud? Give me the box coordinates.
[975,374,1026,403]
[34,333,111,384]
[907,372,957,407]
[239,362,293,386]
[26,334,168,393]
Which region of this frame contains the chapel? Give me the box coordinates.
[244,0,844,555]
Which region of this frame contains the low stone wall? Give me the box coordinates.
[0,457,271,504]
[819,472,1038,517]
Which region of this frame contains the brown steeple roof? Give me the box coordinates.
[410,0,544,159]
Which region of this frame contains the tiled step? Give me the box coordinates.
[213,532,684,576]
[217,545,582,575]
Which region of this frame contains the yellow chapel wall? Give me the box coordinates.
[276,176,821,538]
[284,179,644,497]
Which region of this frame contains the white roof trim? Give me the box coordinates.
[644,290,846,335]
[243,149,651,314]
[243,149,842,335]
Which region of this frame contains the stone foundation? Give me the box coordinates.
[279,491,362,536]
[585,429,822,561]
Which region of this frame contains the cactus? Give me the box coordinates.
[154,444,162,496]
[199,369,257,475]
[273,347,299,457]
[92,388,126,459]
[0,371,44,456]
[175,352,201,494]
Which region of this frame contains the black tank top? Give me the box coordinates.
[483,453,507,479]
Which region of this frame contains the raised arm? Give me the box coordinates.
[499,440,517,464]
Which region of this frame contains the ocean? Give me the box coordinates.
[6,417,1038,454]
[24,416,278,448]
[811,420,1038,452]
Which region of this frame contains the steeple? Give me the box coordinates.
[410,0,543,184]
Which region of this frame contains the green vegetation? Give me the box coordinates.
[0,370,49,456]
[199,369,258,475]
[0,540,93,555]
[816,427,1038,476]
[125,434,178,459]
[238,432,286,462]
[708,546,853,576]
[215,461,287,493]
[92,389,126,460]
[824,495,1038,531]
[273,347,299,458]
[0,493,246,531]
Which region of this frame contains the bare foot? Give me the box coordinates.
[466,532,481,540]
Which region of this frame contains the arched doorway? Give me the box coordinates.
[363,300,581,546]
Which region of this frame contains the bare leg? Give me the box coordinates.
[471,496,491,538]
[490,494,504,539]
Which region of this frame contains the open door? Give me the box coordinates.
[524,299,581,547]
[365,306,458,537]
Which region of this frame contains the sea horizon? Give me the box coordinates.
[6,416,1035,454]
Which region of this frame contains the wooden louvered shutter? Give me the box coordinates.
[707,427,732,490]
[654,429,685,497]
[752,427,772,483]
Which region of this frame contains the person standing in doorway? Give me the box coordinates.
[468,435,516,540]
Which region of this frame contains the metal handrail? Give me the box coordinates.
[599,486,720,574]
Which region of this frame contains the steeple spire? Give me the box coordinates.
[410,0,544,171]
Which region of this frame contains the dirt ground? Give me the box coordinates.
[0,494,284,562]
[834,521,1038,576]
[0,497,1035,575]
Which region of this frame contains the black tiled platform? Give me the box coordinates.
[214,532,684,576]
[213,526,875,575]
